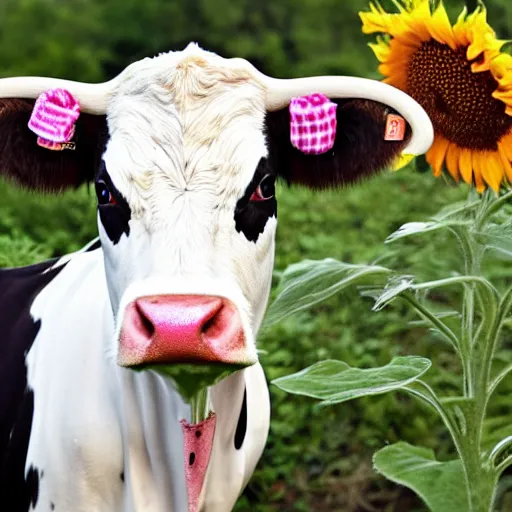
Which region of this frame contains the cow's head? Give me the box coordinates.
[0,44,432,398]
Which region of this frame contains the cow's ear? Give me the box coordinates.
[265,99,412,189]
[0,98,107,192]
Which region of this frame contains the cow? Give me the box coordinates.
[0,43,433,512]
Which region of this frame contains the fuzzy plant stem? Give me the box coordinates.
[451,192,510,512]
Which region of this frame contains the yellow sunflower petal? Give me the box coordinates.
[474,169,486,193]
[428,3,457,50]
[404,0,433,42]
[492,97,512,115]
[492,88,512,107]
[467,35,487,62]
[360,1,428,43]
[369,43,389,63]
[498,141,512,183]
[360,10,396,35]
[426,135,450,177]
[459,148,473,184]
[471,56,492,73]
[453,7,470,46]
[466,9,504,71]
[445,143,461,182]
[471,152,486,192]
[480,152,503,193]
[498,131,512,164]
[490,53,512,88]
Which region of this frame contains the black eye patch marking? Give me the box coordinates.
[96,162,132,245]
[234,158,277,243]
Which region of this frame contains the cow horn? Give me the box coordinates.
[0,76,118,115]
[258,74,434,157]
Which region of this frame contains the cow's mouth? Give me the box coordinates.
[117,294,257,399]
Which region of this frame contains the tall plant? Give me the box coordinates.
[266,1,512,510]
[267,190,512,512]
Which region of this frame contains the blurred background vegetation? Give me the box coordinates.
[1,0,511,510]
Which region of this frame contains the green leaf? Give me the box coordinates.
[386,219,469,243]
[374,442,469,512]
[271,356,431,405]
[475,221,512,258]
[373,276,414,311]
[264,258,390,326]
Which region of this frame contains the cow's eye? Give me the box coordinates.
[95,180,116,206]
[250,174,275,202]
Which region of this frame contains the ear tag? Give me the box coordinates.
[289,93,337,155]
[384,113,406,141]
[28,88,80,151]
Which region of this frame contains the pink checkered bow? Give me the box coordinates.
[28,88,80,150]
[289,93,337,155]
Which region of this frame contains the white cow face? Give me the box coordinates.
[97,55,276,383]
[0,44,432,397]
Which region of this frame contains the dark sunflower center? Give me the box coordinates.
[407,40,512,150]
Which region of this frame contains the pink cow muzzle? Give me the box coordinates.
[118,295,255,396]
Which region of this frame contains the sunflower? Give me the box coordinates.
[360,0,512,192]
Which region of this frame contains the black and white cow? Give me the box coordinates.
[0,44,433,512]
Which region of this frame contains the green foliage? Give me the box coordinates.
[269,190,512,511]
[273,356,431,405]
[374,442,469,512]
[0,233,50,267]
[264,259,391,326]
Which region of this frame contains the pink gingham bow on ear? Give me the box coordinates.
[289,93,337,155]
[28,88,81,151]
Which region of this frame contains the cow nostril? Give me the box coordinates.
[135,303,156,339]
[200,301,234,340]
[201,315,217,336]
[201,302,227,338]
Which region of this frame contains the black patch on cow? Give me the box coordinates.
[50,503,55,510]
[85,238,102,252]
[234,158,277,243]
[120,471,124,483]
[96,162,132,245]
[264,99,410,190]
[0,258,67,510]
[25,465,40,508]
[189,452,195,465]
[234,387,247,450]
